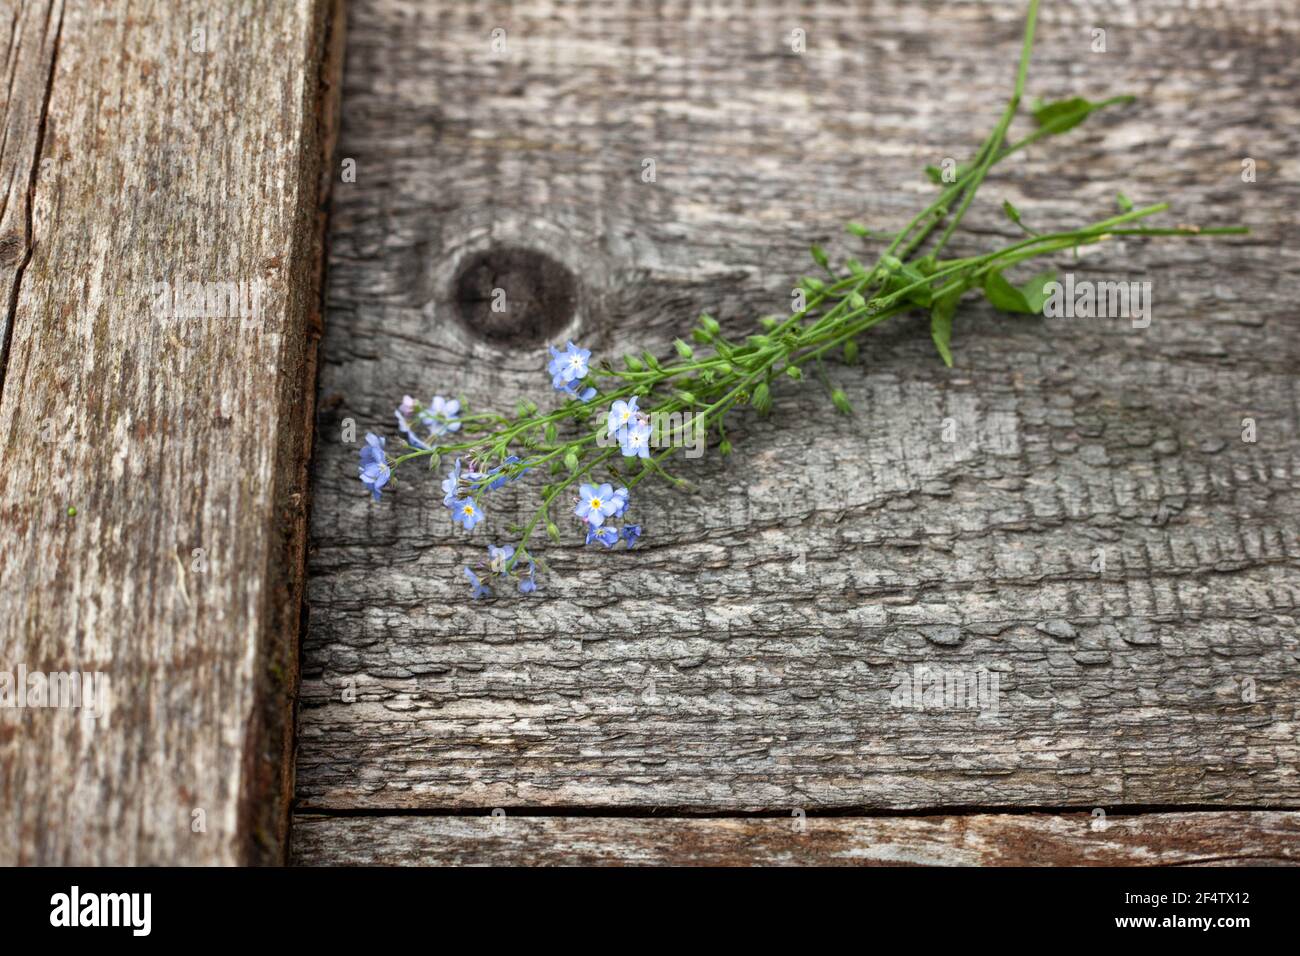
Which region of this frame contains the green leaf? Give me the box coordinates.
[1020,270,1057,313]
[930,290,958,368]
[982,269,1027,312]
[982,268,1057,315]
[674,338,694,359]
[1030,95,1132,136]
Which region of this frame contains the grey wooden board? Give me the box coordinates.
[296,0,1300,820]
[0,0,342,865]
[292,811,1300,866]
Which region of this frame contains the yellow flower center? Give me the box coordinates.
[590,498,602,509]
[463,505,475,516]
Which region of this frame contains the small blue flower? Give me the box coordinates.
[393,395,432,450]
[358,433,390,500]
[464,566,492,599]
[585,525,620,548]
[610,486,630,518]
[419,395,462,437]
[451,497,485,531]
[518,562,539,594]
[606,397,640,435]
[442,458,464,506]
[474,456,526,492]
[575,482,619,527]
[487,543,515,574]
[618,421,653,458]
[622,524,642,549]
[548,341,590,386]
[550,377,596,402]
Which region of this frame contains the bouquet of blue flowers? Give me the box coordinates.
[358,0,1244,600]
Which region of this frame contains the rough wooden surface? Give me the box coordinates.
[295,0,1300,839]
[0,0,61,367]
[0,0,342,865]
[292,811,1300,866]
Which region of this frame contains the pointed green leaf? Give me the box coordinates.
[983,268,1031,312]
[930,291,958,367]
[1019,270,1057,314]
[982,268,1056,315]
[1029,95,1131,136]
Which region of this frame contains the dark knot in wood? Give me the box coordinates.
[452,245,577,345]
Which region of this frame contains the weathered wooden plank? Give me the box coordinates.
[297,0,1300,816]
[0,1,61,368]
[0,0,343,865]
[292,811,1300,866]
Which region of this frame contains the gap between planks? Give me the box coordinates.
[290,810,1300,866]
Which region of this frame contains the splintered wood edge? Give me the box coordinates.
[246,0,347,867]
[290,811,1300,866]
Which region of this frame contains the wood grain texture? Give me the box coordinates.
[0,0,342,865]
[292,811,1300,866]
[0,1,61,371]
[296,0,1300,828]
